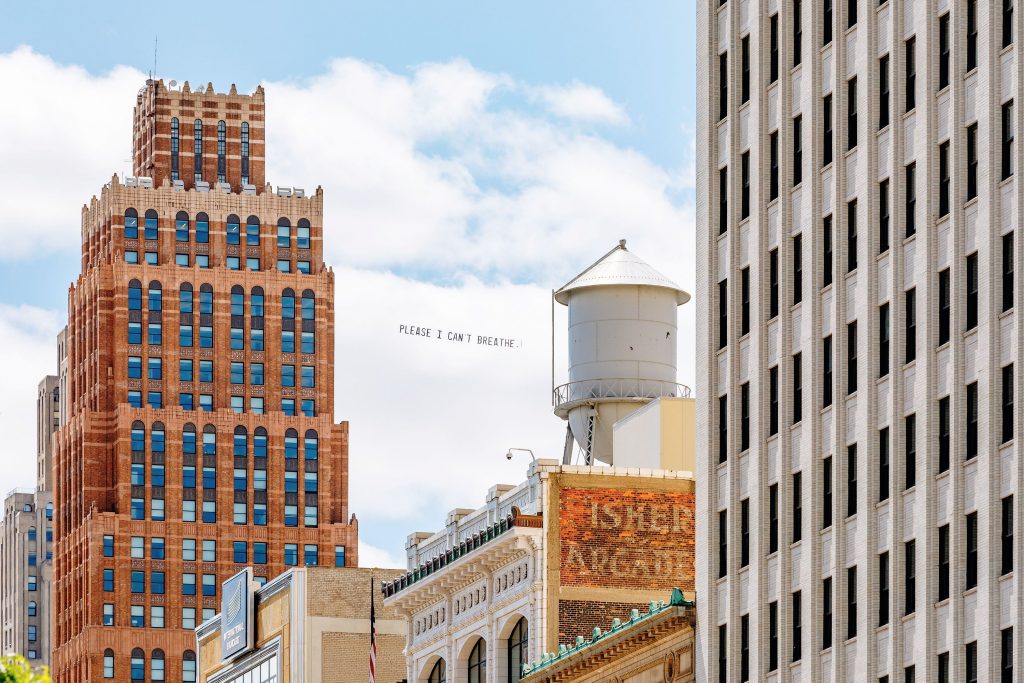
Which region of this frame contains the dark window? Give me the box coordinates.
[793,116,803,186]
[938,268,951,344]
[1004,232,1015,311]
[792,590,802,662]
[905,38,916,112]
[906,288,916,363]
[719,52,728,121]
[770,132,780,200]
[967,382,979,460]
[966,511,979,589]
[939,523,951,600]
[823,456,834,529]
[719,166,728,234]
[1003,101,1015,181]
[769,601,779,671]
[718,625,727,683]
[740,382,751,451]
[769,249,780,317]
[906,162,917,237]
[216,121,226,183]
[792,234,802,305]
[938,141,950,217]
[879,179,890,253]
[939,14,950,90]
[1003,363,1015,444]
[823,94,834,166]
[848,443,858,517]
[905,414,917,489]
[770,15,780,83]
[847,565,858,639]
[967,641,978,683]
[823,335,833,408]
[193,119,203,183]
[740,615,750,681]
[468,639,486,683]
[719,394,728,463]
[770,365,780,435]
[793,471,803,543]
[879,302,890,377]
[792,353,802,424]
[905,666,915,683]
[508,618,528,682]
[967,124,978,200]
[769,483,780,553]
[741,36,751,103]
[1002,496,1014,575]
[793,0,802,66]
[847,0,857,27]
[741,267,751,335]
[939,652,950,683]
[170,118,179,181]
[939,396,951,472]
[879,55,890,128]
[847,199,857,272]
[741,498,750,567]
[1001,628,1014,683]
[879,551,890,626]
[822,576,833,649]
[823,214,834,287]
[879,428,890,502]
[967,0,978,70]
[823,0,833,45]
[718,509,728,578]
[741,152,750,218]
[719,279,728,349]
[848,321,858,394]
[1004,0,1014,48]
[905,539,916,615]
[847,77,857,150]
[967,253,979,330]
[241,122,250,185]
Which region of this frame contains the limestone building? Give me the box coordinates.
[697,0,1022,680]
[51,80,359,683]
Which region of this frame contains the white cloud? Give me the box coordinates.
[358,540,406,570]
[533,82,630,125]
[0,49,695,562]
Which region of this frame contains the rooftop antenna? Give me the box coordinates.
[151,35,158,79]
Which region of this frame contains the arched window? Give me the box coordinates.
[216,121,226,183]
[297,218,311,249]
[179,283,193,313]
[195,212,209,244]
[507,618,528,682]
[130,648,145,681]
[27,527,36,543]
[183,424,197,454]
[301,290,316,354]
[468,639,486,683]
[125,209,139,239]
[254,427,268,457]
[182,650,197,683]
[144,209,159,240]
[226,214,241,245]
[202,425,217,455]
[240,122,250,186]
[128,280,142,311]
[282,289,295,319]
[151,649,165,682]
[103,648,115,679]
[301,290,315,319]
[193,120,203,183]
[27,601,37,617]
[175,211,190,242]
[199,284,213,314]
[246,215,261,246]
[231,286,245,316]
[148,281,162,311]
[233,426,248,456]
[131,421,146,452]
[427,659,446,683]
[285,429,298,459]
[304,430,319,460]
[151,422,165,453]
[277,218,291,248]
[251,287,265,316]
[170,118,180,181]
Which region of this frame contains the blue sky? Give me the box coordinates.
[0,1,697,565]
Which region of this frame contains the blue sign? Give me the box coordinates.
[221,568,254,661]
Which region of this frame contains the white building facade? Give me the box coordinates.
[697,0,1022,681]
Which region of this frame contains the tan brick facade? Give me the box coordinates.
[53,85,357,683]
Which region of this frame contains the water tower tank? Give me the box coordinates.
[553,240,691,465]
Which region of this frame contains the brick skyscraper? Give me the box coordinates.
[52,80,358,683]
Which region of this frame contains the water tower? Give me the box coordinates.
[553,240,691,465]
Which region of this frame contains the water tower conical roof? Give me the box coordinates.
[553,240,691,305]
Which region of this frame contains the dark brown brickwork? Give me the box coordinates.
[556,600,647,646]
[53,85,356,683]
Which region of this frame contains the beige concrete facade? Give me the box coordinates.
[196,567,405,683]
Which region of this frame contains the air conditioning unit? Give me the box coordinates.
[124,177,139,188]
[196,181,210,192]
[242,184,257,196]
[276,186,293,197]
[293,188,305,198]
[217,182,231,193]
[138,177,154,189]
[172,179,185,191]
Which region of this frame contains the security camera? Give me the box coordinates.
[505,451,514,461]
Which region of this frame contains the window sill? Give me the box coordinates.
[935,468,951,482]
[903,358,917,371]
[902,231,917,246]
[900,612,916,624]
[1000,174,1015,188]
[999,307,1014,321]
[964,195,979,211]
[935,597,951,608]
[963,586,979,598]
[935,340,950,353]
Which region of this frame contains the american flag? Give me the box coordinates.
[369,576,377,683]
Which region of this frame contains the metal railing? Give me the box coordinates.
[553,378,692,412]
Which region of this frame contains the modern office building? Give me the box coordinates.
[698,0,1021,680]
[51,80,359,683]
[0,375,59,667]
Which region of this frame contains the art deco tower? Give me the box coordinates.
[52,80,358,683]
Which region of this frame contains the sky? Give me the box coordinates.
[0,0,697,566]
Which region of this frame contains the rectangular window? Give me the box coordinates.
[905,37,916,112]
[879,302,890,377]
[822,576,833,649]
[879,428,890,502]
[792,234,802,304]
[719,167,728,234]
[718,508,728,578]
[847,199,857,272]
[967,381,979,460]
[335,545,346,567]
[879,55,890,129]
[793,0,802,66]
[740,382,750,452]
[939,14,950,89]
[769,249,779,317]
[823,456,833,529]
[1004,0,1015,48]
[719,52,728,121]
[741,36,750,103]
[823,94,834,166]
[740,498,750,567]
[967,641,978,683]
[906,288,916,363]
[718,625,727,683]
[939,396,951,472]
[966,511,979,589]
[847,0,856,26]
[1004,101,1015,180]
[769,601,779,671]
[939,141,950,216]
[793,471,803,543]
[823,0,833,45]
[967,0,978,69]
[823,335,833,408]
[938,523,951,600]
[1003,363,1015,444]
[1004,232,1015,312]
[905,162,916,237]
[847,77,857,150]
[793,116,803,185]
[792,353,802,424]
[719,394,728,463]
[741,267,750,335]
[879,551,890,626]
[769,483,779,553]
[770,131,779,200]
[847,443,858,517]
[1002,628,1014,682]
[939,268,951,344]
[1003,496,1015,575]
[967,123,979,200]
[938,652,950,683]
[202,574,216,597]
[967,252,979,330]
[823,214,833,287]
[740,152,750,218]
[904,539,916,615]
[770,14,779,82]
[847,565,857,639]
[718,279,728,349]
[792,590,802,662]
[905,413,917,489]
[848,321,858,394]
[879,179,890,253]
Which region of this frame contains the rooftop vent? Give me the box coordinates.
[242,184,257,196]
[138,177,154,189]
[195,181,210,193]
[124,177,138,188]
[216,182,231,194]
[293,188,306,198]
[172,179,184,191]
[276,186,293,198]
